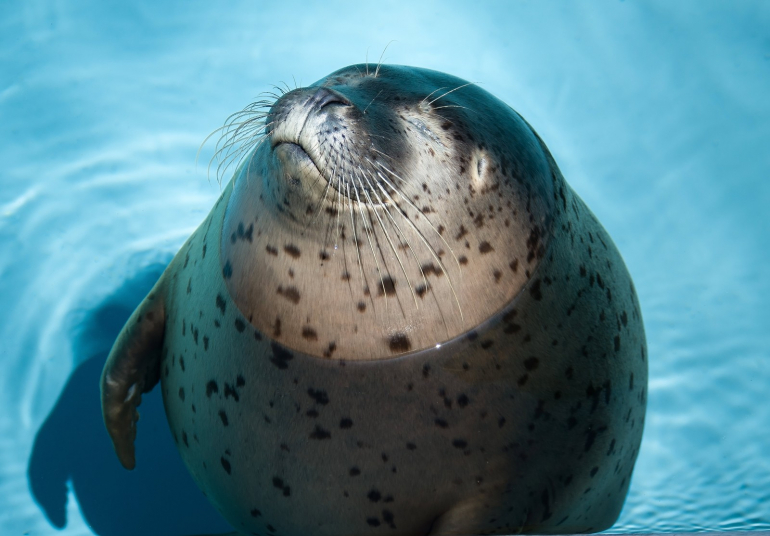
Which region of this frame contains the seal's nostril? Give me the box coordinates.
[310,87,350,110]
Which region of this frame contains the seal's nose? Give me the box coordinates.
[307,87,351,110]
[267,87,351,143]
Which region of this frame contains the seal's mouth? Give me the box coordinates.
[273,141,325,179]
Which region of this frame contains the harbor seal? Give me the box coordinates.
[101,64,647,536]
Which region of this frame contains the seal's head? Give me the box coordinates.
[220,64,556,360]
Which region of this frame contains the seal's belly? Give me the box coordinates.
[157,181,646,536]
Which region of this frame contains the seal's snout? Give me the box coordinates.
[267,86,351,146]
[307,86,351,110]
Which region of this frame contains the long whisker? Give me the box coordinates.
[374,41,395,78]
[369,177,429,295]
[370,176,449,335]
[198,90,280,185]
[347,181,370,308]
[352,171,387,312]
[421,87,447,106]
[426,82,474,107]
[363,90,383,114]
[358,166,418,308]
[368,158,464,321]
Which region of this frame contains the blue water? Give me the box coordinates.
[1,1,769,534]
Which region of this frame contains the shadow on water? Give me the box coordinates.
[28,257,233,536]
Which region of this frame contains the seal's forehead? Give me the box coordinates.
[314,64,472,100]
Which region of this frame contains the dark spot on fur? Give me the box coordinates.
[310,425,331,440]
[307,388,329,405]
[368,489,382,502]
[367,518,381,527]
[178,387,185,401]
[481,340,493,350]
[406,442,417,450]
[378,276,396,296]
[435,418,448,428]
[250,509,261,517]
[266,245,278,256]
[206,380,218,397]
[234,318,245,332]
[530,279,543,300]
[220,457,231,475]
[340,418,353,429]
[479,241,493,254]
[323,341,337,358]
[504,323,521,334]
[388,333,412,353]
[302,326,318,341]
[284,244,301,258]
[349,466,361,476]
[457,394,469,408]
[524,357,539,371]
[277,285,301,304]
[452,439,468,449]
[382,509,395,528]
[224,383,240,402]
[269,342,293,370]
[219,410,229,426]
[215,294,226,314]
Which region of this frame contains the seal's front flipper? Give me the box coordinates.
[100,285,166,470]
